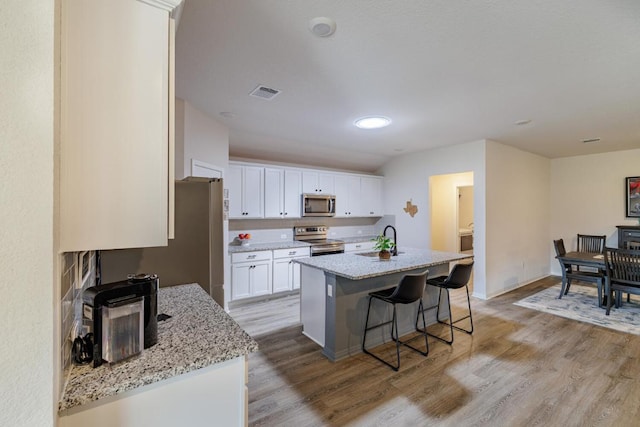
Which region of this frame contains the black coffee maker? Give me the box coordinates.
[83,274,158,367]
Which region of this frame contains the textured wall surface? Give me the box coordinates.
[0,1,56,426]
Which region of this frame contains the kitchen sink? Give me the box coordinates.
[355,251,404,257]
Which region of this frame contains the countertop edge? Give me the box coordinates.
[58,284,258,412]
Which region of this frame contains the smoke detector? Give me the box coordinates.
[309,17,336,37]
[249,85,281,100]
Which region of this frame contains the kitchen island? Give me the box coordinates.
[58,283,258,427]
[295,248,472,361]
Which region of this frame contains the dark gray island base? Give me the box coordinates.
[295,248,473,361]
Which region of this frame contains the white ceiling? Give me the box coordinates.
[175,0,640,173]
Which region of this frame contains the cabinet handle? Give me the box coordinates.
[289,251,295,255]
[247,255,256,259]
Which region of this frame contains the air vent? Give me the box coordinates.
[582,138,601,144]
[249,85,281,100]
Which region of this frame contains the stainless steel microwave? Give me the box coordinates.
[302,194,336,217]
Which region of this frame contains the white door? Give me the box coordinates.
[231,264,251,300]
[283,169,302,218]
[251,262,272,296]
[264,168,284,218]
[333,175,348,217]
[243,166,264,218]
[272,258,292,293]
[227,165,243,218]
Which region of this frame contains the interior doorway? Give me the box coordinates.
[457,185,474,254]
[429,172,474,253]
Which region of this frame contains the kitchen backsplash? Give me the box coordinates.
[228,216,395,244]
[60,250,96,395]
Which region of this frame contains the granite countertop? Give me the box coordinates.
[294,247,472,280]
[228,240,311,253]
[341,235,378,244]
[59,284,258,412]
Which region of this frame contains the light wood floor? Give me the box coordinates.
[230,277,640,426]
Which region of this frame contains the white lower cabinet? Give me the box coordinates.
[272,248,310,293]
[59,356,247,427]
[231,248,310,301]
[231,251,272,300]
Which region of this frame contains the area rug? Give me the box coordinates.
[514,283,640,335]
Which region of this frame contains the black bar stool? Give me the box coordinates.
[418,261,474,345]
[362,270,429,371]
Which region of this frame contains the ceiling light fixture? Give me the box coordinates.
[354,116,392,129]
[219,112,236,119]
[309,17,336,37]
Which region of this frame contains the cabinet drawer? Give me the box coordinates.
[273,247,310,259]
[231,250,272,263]
[623,230,640,239]
[345,241,375,252]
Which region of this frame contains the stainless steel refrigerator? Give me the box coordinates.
[100,178,225,306]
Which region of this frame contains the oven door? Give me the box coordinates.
[311,244,344,256]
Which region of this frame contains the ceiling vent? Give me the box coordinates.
[582,138,601,144]
[249,85,281,100]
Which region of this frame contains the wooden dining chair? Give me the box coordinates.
[576,234,606,273]
[554,238,604,306]
[622,242,640,302]
[627,241,640,250]
[603,247,640,315]
[577,234,606,254]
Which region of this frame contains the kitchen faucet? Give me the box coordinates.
[383,225,398,256]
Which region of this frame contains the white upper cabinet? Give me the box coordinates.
[228,164,264,218]
[229,162,382,219]
[264,168,284,218]
[334,175,361,217]
[264,168,302,218]
[283,169,302,218]
[360,176,383,217]
[302,171,335,194]
[59,0,180,252]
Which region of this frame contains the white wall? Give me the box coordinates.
[430,172,474,252]
[549,148,640,275]
[0,1,56,425]
[380,140,487,298]
[176,99,229,180]
[485,141,550,297]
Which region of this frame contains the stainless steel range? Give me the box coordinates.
[294,226,345,256]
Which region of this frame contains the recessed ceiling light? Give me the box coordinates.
[515,119,532,126]
[309,17,336,37]
[354,116,392,129]
[582,138,601,144]
[219,112,236,119]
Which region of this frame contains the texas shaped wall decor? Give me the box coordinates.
[403,199,418,217]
